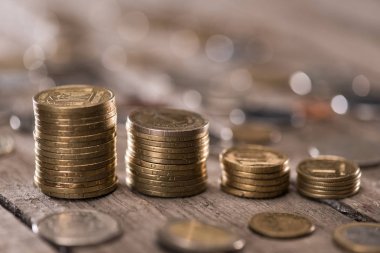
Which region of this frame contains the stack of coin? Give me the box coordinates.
[296,156,361,199]
[33,85,118,199]
[125,108,209,197]
[220,145,289,198]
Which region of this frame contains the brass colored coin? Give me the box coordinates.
[222,172,289,186]
[127,173,207,187]
[221,145,288,174]
[127,151,207,165]
[0,134,15,156]
[333,222,380,253]
[297,172,361,186]
[35,169,115,183]
[126,168,207,182]
[297,184,360,196]
[222,178,289,193]
[249,212,315,238]
[128,139,209,154]
[36,158,116,171]
[34,175,116,189]
[34,104,115,119]
[35,147,115,160]
[126,154,206,171]
[223,165,290,180]
[297,156,360,182]
[220,184,287,199]
[35,165,115,178]
[128,129,208,142]
[127,161,206,176]
[127,180,206,198]
[36,153,116,166]
[39,181,117,199]
[232,123,280,144]
[35,110,116,125]
[297,186,360,199]
[222,161,286,174]
[35,136,116,149]
[127,134,209,148]
[297,180,360,191]
[33,85,115,112]
[128,146,208,160]
[34,127,116,141]
[157,220,246,253]
[127,177,207,193]
[127,108,208,137]
[36,140,116,154]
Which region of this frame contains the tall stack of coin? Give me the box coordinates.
[33,85,118,199]
[126,108,209,197]
[220,145,289,198]
[296,156,361,199]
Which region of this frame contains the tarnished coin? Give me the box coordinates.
[35,110,116,125]
[220,184,287,199]
[36,139,116,154]
[223,165,290,180]
[129,145,208,160]
[127,161,206,177]
[128,139,208,154]
[127,168,206,182]
[40,182,117,199]
[34,127,116,141]
[157,220,245,252]
[127,108,209,137]
[0,133,14,156]
[128,134,209,148]
[128,173,207,187]
[128,129,207,142]
[249,212,315,238]
[32,210,121,246]
[297,187,360,199]
[127,150,206,165]
[333,222,380,253]
[34,175,116,189]
[297,172,361,186]
[35,146,116,160]
[126,177,207,193]
[222,178,289,193]
[222,172,289,186]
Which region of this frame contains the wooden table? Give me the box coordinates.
[0,1,379,253]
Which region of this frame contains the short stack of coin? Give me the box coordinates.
[33,85,118,199]
[297,156,361,199]
[125,108,209,197]
[220,145,289,198]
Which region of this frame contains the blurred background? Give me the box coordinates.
[1,0,380,166]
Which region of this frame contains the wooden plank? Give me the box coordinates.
[0,205,56,253]
[0,127,353,253]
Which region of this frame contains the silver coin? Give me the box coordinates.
[158,219,245,253]
[32,210,121,246]
[0,133,14,156]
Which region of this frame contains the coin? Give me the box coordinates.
[126,155,206,171]
[220,184,287,199]
[127,161,206,176]
[35,146,116,160]
[222,178,289,193]
[36,153,115,166]
[297,184,360,196]
[129,146,208,160]
[34,127,116,141]
[222,172,289,186]
[32,210,121,246]
[232,123,281,144]
[127,108,208,137]
[127,150,207,165]
[128,181,206,198]
[35,110,116,125]
[223,165,290,180]
[35,178,117,194]
[127,168,206,182]
[35,165,115,177]
[40,182,117,199]
[36,140,116,154]
[128,134,209,148]
[36,158,116,171]
[35,175,116,189]
[128,173,207,187]
[128,139,209,154]
[128,129,207,142]
[35,170,115,183]
[0,133,14,156]
[297,180,360,191]
[157,220,245,252]
[249,212,315,238]
[333,222,380,253]
[297,187,360,199]
[127,177,207,193]
[297,172,361,186]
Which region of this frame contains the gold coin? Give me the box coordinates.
[297,187,359,199]
[158,220,246,253]
[333,222,380,253]
[34,104,115,119]
[33,84,114,112]
[128,129,208,142]
[35,169,115,183]
[127,173,207,187]
[35,110,116,125]
[127,108,209,137]
[36,153,116,166]
[297,172,361,186]
[36,140,116,154]
[127,151,207,165]
[39,181,118,199]
[34,127,116,141]
[34,175,116,189]
[297,184,360,196]
[222,172,289,186]
[297,156,360,182]
[128,146,208,160]
[127,177,207,193]
[126,168,207,182]
[35,146,116,160]
[35,164,115,177]
[127,134,209,148]
[127,180,206,198]
[35,136,116,149]
[249,212,315,238]
[127,161,206,177]
[297,180,360,191]
[127,139,209,154]
[220,184,287,199]
[221,145,288,174]
[36,158,116,171]
[222,165,290,180]
[222,178,289,193]
[232,123,281,144]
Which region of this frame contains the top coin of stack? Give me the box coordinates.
[33,84,118,199]
[220,145,289,199]
[126,108,209,197]
[296,156,361,199]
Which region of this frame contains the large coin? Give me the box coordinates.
[35,146,116,160]
[35,178,117,194]
[36,158,116,171]
[127,177,207,193]
[127,168,207,182]
[35,169,115,183]
[157,220,245,252]
[127,173,207,187]
[35,175,116,189]
[35,136,117,149]
[128,134,209,148]
[127,108,208,137]
[297,156,360,182]
[36,153,115,166]
[127,155,206,171]
[223,165,290,180]
[333,222,380,253]
[128,139,208,154]
[128,129,207,142]
[221,145,288,174]
[297,172,361,186]
[35,110,116,125]
[39,182,117,199]
[222,172,289,186]
[0,133,14,156]
[127,150,206,165]
[297,180,360,191]
[129,146,208,160]
[222,178,289,193]
[32,210,121,246]
[34,127,116,141]
[35,164,115,177]
[249,212,315,238]
[297,184,360,196]
[36,140,116,154]
[220,184,287,199]
[297,187,360,199]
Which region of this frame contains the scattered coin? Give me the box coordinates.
[158,220,246,252]
[32,210,122,246]
[249,212,315,238]
[333,222,380,253]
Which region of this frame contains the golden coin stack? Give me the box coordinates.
[125,108,209,197]
[297,156,361,199]
[33,85,118,199]
[220,145,289,198]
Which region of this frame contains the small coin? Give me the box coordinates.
[35,164,115,177]
[220,184,287,199]
[128,129,208,142]
[127,108,209,137]
[249,212,315,238]
[127,134,209,148]
[128,139,209,154]
[35,169,115,183]
[297,180,360,191]
[222,172,289,186]
[297,172,361,187]
[126,177,207,193]
[36,153,115,166]
[35,110,116,125]
[36,139,116,154]
[127,150,207,165]
[35,135,117,149]
[40,182,117,199]
[36,158,116,171]
[221,145,288,174]
[297,187,360,199]
[34,104,115,118]
[157,220,245,252]
[32,210,121,246]
[34,127,116,141]
[127,161,206,177]
[35,175,116,189]
[35,146,116,160]
[232,123,281,144]
[127,173,207,187]
[297,184,360,196]
[129,146,208,160]
[333,222,380,253]
[0,133,15,156]
[222,178,289,193]
[127,168,206,182]
[223,165,290,180]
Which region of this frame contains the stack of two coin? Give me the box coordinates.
[220,145,289,198]
[126,108,209,197]
[33,85,118,199]
[297,156,361,199]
